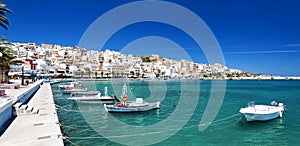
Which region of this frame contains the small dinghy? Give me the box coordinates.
[239,101,287,122]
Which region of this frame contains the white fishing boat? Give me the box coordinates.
[104,84,160,112]
[59,82,80,89]
[62,87,87,94]
[59,83,75,89]
[70,90,100,96]
[239,101,286,122]
[68,87,120,104]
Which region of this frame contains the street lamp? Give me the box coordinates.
[31,70,34,82]
[21,64,24,85]
[0,52,3,83]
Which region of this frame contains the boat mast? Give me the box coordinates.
[122,84,127,96]
[104,87,108,97]
[121,84,128,104]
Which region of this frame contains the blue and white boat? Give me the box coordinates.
[104,98,160,112]
[239,101,286,122]
[104,84,160,112]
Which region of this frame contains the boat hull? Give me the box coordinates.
[72,100,114,104]
[68,96,116,104]
[242,111,283,122]
[71,91,100,96]
[62,89,87,94]
[104,102,160,113]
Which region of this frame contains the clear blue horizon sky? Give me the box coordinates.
[1,0,300,76]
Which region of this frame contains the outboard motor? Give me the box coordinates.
[248,101,255,107]
[278,103,288,112]
[270,101,278,106]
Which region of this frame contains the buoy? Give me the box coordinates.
[121,95,128,101]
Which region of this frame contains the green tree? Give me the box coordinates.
[0,2,17,83]
[226,73,233,78]
[156,73,160,78]
[95,71,98,79]
[140,56,150,62]
[80,71,84,78]
[111,71,115,78]
[101,71,103,78]
[0,44,22,83]
[105,72,110,78]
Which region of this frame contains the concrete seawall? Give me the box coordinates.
[0,81,43,130]
[0,100,13,130]
[0,83,64,145]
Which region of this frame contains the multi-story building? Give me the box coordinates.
[7,42,250,79]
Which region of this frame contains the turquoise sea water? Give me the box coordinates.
[51,80,300,145]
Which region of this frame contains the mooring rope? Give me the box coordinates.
[64,137,79,146]
[67,130,170,140]
[202,116,243,132]
[55,104,90,113]
[59,123,97,132]
[198,113,241,127]
[53,97,66,100]
[62,113,243,140]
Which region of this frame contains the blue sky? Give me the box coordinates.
[1,0,300,76]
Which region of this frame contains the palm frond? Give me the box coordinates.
[0,7,12,13]
[0,21,8,30]
[0,46,14,52]
[0,36,7,41]
[0,2,11,30]
[11,60,24,66]
[0,41,14,46]
[0,2,5,7]
[0,16,9,24]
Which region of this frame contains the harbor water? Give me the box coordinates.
[52,80,300,145]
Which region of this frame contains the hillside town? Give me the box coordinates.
[0,42,284,81]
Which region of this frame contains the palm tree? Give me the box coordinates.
[111,71,115,78]
[0,2,15,83]
[0,44,22,83]
[0,2,12,30]
[95,71,98,79]
[101,71,103,78]
[105,72,110,78]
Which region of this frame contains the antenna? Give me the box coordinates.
[122,84,127,95]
